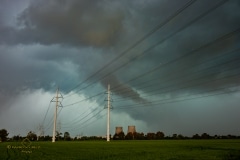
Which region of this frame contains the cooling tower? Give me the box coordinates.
[115,127,123,134]
[127,126,136,133]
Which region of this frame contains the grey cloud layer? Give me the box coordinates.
[0,0,239,97]
[0,0,240,135]
[2,0,126,46]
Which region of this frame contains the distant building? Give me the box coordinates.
[127,126,136,133]
[115,127,123,134]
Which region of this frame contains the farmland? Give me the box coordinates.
[1,140,240,160]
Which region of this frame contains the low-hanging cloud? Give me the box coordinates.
[2,0,126,47]
[0,0,240,137]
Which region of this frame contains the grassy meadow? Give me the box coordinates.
[1,140,240,160]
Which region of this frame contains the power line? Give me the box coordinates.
[62,0,232,109]
[110,27,240,94]
[63,108,105,131]
[93,0,231,90]
[115,70,240,104]
[64,0,229,98]
[61,106,100,127]
[112,46,240,94]
[60,87,111,133]
[77,112,107,132]
[63,0,197,96]
[61,100,105,128]
[42,0,239,135]
[42,101,52,126]
[44,107,63,134]
[63,91,104,107]
[113,56,240,101]
[115,86,240,110]
[58,28,240,134]
[59,105,95,124]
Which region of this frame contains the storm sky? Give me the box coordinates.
[0,0,240,137]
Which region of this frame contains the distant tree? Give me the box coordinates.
[56,131,62,141]
[192,134,201,139]
[64,132,71,141]
[27,131,37,141]
[201,133,211,139]
[12,135,21,141]
[125,132,134,140]
[177,134,184,139]
[90,136,103,140]
[113,132,125,140]
[214,135,219,139]
[0,129,9,142]
[156,131,165,139]
[81,136,88,141]
[227,134,237,139]
[221,135,228,139]
[147,133,156,140]
[113,134,118,140]
[38,136,45,141]
[172,134,178,139]
[43,135,52,141]
[119,132,125,140]
[135,132,145,140]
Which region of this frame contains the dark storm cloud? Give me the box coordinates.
[0,0,153,105]
[112,0,240,97]
[0,45,81,95]
[10,0,240,101]
[1,0,240,136]
[0,0,239,100]
[0,0,177,104]
[101,74,149,104]
[0,0,190,47]
[1,0,125,47]
[101,0,240,128]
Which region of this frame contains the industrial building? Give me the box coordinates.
[115,127,123,134]
[127,126,136,134]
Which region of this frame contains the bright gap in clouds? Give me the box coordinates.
[2,87,149,138]
[0,89,54,137]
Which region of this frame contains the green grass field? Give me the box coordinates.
[1,140,240,160]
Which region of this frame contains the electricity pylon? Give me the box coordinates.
[51,87,63,142]
[104,84,113,142]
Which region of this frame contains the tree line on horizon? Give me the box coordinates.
[0,128,239,142]
[112,131,240,140]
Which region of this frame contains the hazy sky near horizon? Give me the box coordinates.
[0,0,240,137]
